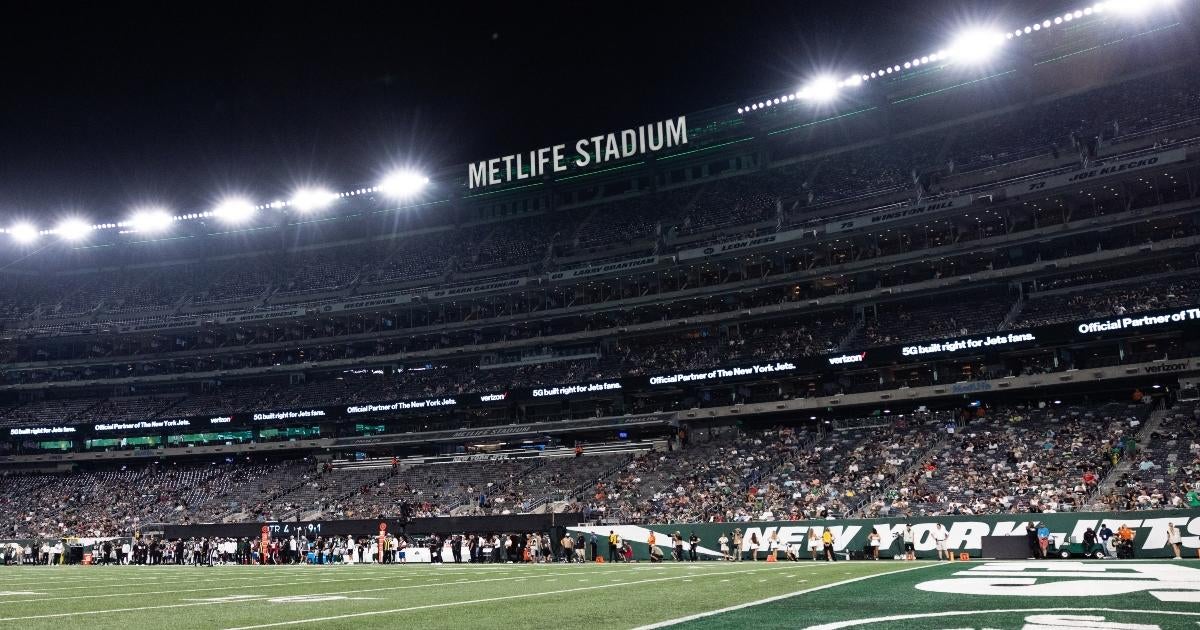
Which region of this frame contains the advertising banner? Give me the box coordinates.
[569,509,1200,560]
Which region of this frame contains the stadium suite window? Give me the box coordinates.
[86,436,160,449]
[259,426,320,440]
[167,431,253,445]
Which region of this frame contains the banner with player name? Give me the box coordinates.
[569,509,1200,560]
[320,294,416,313]
[677,229,809,261]
[1003,147,1188,198]
[823,194,974,235]
[216,308,307,325]
[426,278,527,300]
[547,256,661,282]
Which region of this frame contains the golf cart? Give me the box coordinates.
[1058,537,1106,559]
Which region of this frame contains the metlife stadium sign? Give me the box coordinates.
[468,116,688,189]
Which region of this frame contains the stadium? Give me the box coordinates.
[1,1,1199,628]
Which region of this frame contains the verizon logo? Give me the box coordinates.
[827,352,867,365]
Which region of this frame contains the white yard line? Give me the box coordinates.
[0,572,395,593]
[0,564,784,625]
[219,565,789,630]
[0,563,669,603]
[0,570,473,605]
[0,566,593,614]
[629,562,940,630]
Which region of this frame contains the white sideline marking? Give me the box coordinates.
[266,596,381,603]
[0,573,402,605]
[630,562,939,630]
[218,565,787,630]
[802,608,1200,630]
[0,567,610,621]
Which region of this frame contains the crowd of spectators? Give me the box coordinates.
[1,393,1193,539]
[1099,401,1200,511]
[873,401,1150,517]
[0,459,315,539]
[863,291,1016,347]
[1016,276,1200,327]
[0,66,1196,329]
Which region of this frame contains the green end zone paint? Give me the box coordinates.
[671,560,1200,630]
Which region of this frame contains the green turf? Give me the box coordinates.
[676,559,1200,629]
[4,560,1197,629]
[0,561,909,630]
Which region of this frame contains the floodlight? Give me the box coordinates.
[213,198,256,224]
[55,218,93,241]
[948,29,1006,64]
[128,208,173,233]
[8,222,38,244]
[802,76,840,102]
[290,188,336,212]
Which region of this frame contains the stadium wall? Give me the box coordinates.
[159,513,585,540]
[568,510,1200,560]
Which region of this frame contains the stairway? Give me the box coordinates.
[1086,401,1166,509]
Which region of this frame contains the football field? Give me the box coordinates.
[0,559,1197,629]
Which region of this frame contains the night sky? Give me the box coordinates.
[0,0,1072,220]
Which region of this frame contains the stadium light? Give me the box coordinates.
[8,222,38,244]
[212,197,256,224]
[378,171,430,199]
[55,218,93,241]
[948,29,1006,64]
[127,208,174,233]
[802,76,840,102]
[290,187,336,213]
